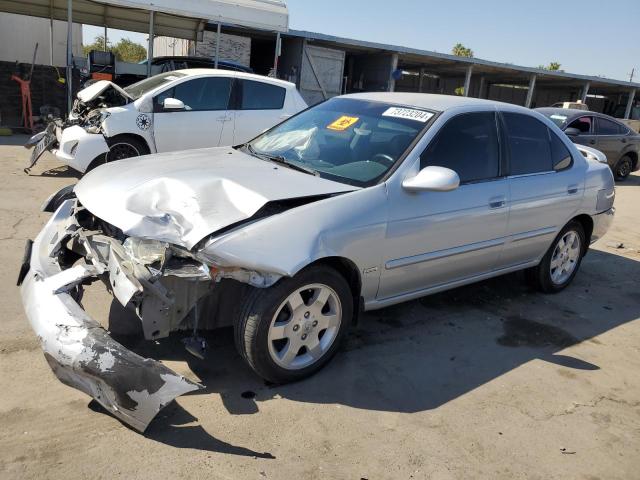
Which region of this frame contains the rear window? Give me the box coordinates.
[240,80,286,110]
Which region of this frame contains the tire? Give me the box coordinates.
[613,155,633,181]
[105,135,148,163]
[234,265,353,384]
[526,221,586,293]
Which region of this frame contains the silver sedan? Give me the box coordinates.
[20,93,615,431]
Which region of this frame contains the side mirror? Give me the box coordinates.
[564,127,581,136]
[162,97,185,110]
[402,166,460,192]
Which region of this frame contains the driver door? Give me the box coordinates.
[378,111,509,300]
[153,76,233,152]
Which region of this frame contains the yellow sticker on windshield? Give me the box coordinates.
[327,116,359,131]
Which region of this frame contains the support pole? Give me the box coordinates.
[580,81,590,103]
[214,22,221,68]
[525,74,537,108]
[463,65,473,97]
[418,67,425,93]
[273,31,281,76]
[104,25,108,50]
[147,10,154,77]
[478,76,486,99]
[388,53,399,92]
[66,0,73,114]
[624,89,636,119]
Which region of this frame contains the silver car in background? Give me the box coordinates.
[19,93,615,431]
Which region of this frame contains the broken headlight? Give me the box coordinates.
[123,237,168,265]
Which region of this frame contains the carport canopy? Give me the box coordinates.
[0,0,289,38]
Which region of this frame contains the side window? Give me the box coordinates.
[420,112,500,183]
[169,77,232,111]
[567,116,593,134]
[153,87,175,111]
[549,129,573,171]
[502,112,553,175]
[596,117,625,135]
[240,80,286,110]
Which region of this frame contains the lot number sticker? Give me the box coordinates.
[327,116,360,131]
[382,107,433,123]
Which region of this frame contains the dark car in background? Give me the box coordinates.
[81,54,254,88]
[536,108,640,180]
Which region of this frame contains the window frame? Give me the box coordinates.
[152,76,233,113]
[419,110,505,185]
[595,115,628,136]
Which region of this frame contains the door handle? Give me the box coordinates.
[489,197,506,209]
[621,138,627,143]
[567,185,579,195]
[589,139,596,145]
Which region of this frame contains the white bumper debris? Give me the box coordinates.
[19,200,202,432]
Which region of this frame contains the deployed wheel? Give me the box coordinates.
[235,265,353,384]
[526,221,586,293]
[614,155,633,180]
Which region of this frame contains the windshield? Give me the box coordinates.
[124,71,187,99]
[247,98,435,187]
[543,112,569,128]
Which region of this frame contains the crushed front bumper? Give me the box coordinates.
[19,200,202,432]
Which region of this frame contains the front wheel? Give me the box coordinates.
[234,266,353,384]
[526,221,586,293]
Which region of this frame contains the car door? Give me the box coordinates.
[500,111,582,267]
[230,79,290,145]
[152,76,233,152]
[595,116,627,165]
[378,111,510,300]
[565,115,598,149]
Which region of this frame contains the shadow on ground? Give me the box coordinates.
[106,249,639,450]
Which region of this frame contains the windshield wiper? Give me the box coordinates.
[244,144,318,176]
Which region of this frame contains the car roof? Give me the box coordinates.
[172,68,295,88]
[340,92,526,112]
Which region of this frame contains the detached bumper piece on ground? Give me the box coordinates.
[19,200,202,431]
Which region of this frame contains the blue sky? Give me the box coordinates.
[83,0,639,82]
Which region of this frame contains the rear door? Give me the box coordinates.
[500,112,582,267]
[595,116,627,165]
[152,76,233,152]
[230,79,290,145]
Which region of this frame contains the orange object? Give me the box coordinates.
[91,72,113,81]
[11,74,34,132]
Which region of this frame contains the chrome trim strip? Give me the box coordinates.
[385,237,506,270]
[510,226,557,243]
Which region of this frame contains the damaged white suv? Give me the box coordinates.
[25,69,307,174]
[20,93,615,432]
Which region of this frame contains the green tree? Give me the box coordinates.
[82,35,147,63]
[538,62,562,71]
[452,43,474,58]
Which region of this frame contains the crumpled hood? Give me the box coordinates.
[77,80,132,104]
[74,147,357,249]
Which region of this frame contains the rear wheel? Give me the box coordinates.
[614,155,633,180]
[526,221,585,293]
[234,266,352,384]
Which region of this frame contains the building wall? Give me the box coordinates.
[153,37,190,57]
[0,13,82,67]
[154,32,251,67]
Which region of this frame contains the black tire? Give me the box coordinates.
[613,155,633,181]
[526,221,586,293]
[234,265,353,384]
[105,135,149,163]
[43,184,76,212]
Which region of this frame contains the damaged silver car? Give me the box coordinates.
[19,93,615,431]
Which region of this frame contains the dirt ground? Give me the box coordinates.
[1,136,639,480]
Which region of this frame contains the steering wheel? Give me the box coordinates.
[370,153,395,167]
